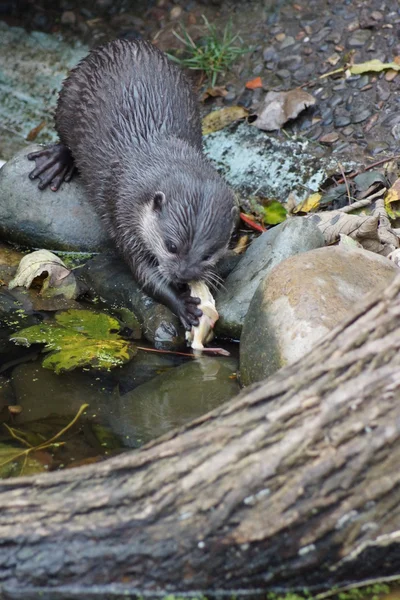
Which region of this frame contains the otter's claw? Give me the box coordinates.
[178,295,202,331]
[28,143,76,191]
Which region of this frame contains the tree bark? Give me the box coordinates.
[1,274,400,600]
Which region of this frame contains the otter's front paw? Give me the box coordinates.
[176,292,202,331]
[28,143,76,191]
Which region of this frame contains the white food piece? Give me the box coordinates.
[185,281,219,351]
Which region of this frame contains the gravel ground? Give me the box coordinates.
[1,0,400,163]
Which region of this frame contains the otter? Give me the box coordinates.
[28,39,237,330]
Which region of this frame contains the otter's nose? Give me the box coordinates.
[176,265,202,284]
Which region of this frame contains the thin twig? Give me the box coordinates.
[338,189,385,213]
[338,162,351,205]
[336,155,400,185]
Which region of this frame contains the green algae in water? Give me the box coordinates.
[9,309,137,374]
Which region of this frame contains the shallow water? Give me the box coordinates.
[0,303,240,476]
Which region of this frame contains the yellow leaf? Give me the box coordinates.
[350,59,400,74]
[293,192,322,213]
[385,178,400,219]
[202,106,248,135]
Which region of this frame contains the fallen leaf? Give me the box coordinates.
[263,201,287,225]
[239,213,267,232]
[26,120,46,142]
[306,211,386,253]
[293,192,322,213]
[350,59,400,75]
[201,86,228,102]
[253,89,316,131]
[9,250,79,300]
[202,106,248,134]
[10,309,137,373]
[338,234,363,248]
[245,76,263,89]
[233,235,249,254]
[385,178,400,219]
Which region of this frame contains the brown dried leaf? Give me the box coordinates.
[253,89,316,131]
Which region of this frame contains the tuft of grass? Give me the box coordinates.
[167,16,249,87]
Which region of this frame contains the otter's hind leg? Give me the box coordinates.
[28,143,76,191]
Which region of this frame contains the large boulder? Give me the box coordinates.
[240,245,399,385]
[0,145,111,252]
[216,217,325,339]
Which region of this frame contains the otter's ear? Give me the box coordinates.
[153,191,166,212]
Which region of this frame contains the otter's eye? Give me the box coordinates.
[203,254,212,262]
[167,241,178,254]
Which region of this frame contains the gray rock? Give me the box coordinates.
[334,115,352,127]
[351,109,372,124]
[240,246,398,386]
[216,218,325,339]
[106,357,239,447]
[348,29,372,47]
[78,254,186,350]
[0,145,111,252]
[204,123,354,204]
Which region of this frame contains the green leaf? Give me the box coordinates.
[263,201,287,225]
[10,309,137,374]
[350,59,400,74]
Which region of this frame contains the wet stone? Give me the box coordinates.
[342,126,354,136]
[312,27,331,43]
[322,114,333,126]
[351,108,372,124]
[357,75,370,88]
[276,69,291,79]
[224,90,237,102]
[377,82,391,101]
[308,126,324,140]
[391,123,400,140]
[277,55,302,71]
[280,35,296,49]
[263,45,278,61]
[253,63,264,75]
[367,140,389,155]
[348,29,372,47]
[334,115,352,127]
[330,95,344,108]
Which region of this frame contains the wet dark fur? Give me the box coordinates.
[49,40,236,327]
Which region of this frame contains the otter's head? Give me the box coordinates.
[141,174,237,286]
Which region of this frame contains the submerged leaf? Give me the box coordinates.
[10,309,136,373]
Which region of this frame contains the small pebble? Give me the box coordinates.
[320,132,339,144]
[335,115,352,127]
[61,10,76,25]
[280,36,296,49]
[170,6,182,19]
[351,109,372,124]
[342,126,354,136]
[348,29,372,47]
